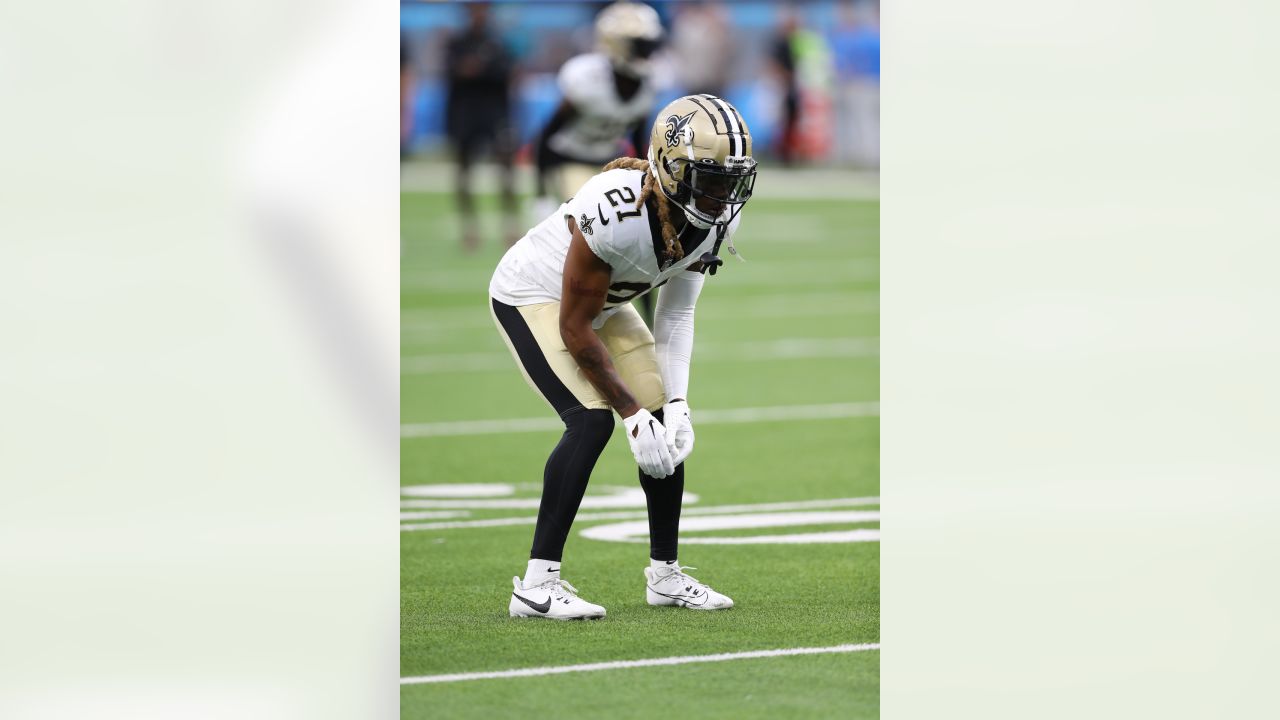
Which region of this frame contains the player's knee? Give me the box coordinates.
[563,407,614,449]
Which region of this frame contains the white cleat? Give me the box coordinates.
[509,576,606,621]
[644,565,734,610]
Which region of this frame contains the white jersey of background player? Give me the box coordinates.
[546,54,655,168]
[533,2,663,217]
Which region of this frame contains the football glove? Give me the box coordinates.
[662,400,694,466]
[623,408,675,478]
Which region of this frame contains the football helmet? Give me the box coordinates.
[648,95,757,229]
[596,1,664,79]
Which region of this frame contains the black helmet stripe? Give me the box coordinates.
[691,94,721,135]
[700,94,740,157]
[707,94,744,141]
[687,95,723,136]
[725,103,748,151]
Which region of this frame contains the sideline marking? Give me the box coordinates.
[402,401,879,438]
[400,643,880,685]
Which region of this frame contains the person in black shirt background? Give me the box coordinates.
[770,9,801,166]
[444,2,519,251]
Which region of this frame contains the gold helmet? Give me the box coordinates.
[647,94,757,229]
[596,2,663,79]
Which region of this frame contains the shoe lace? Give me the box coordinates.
[534,577,580,601]
[656,564,705,591]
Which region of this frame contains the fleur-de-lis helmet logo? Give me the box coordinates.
[664,111,697,148]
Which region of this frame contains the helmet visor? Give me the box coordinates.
[630,37,661,60]
[683,162,756,206]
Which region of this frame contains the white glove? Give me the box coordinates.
[662,400,695,466]
[623,408,676,478]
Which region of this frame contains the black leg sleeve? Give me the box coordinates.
[529,408,615,561]
[638,407,684,562]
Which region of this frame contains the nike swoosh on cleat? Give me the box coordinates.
[512,592,552,614]
[648,585,709,607]
[547,567,559,573]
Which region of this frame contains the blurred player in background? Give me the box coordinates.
[668,0,732,99]
[770,8,802,165]
[444,2,519,251]
[401,34,413,159]
[490,95,758,620]
[533,1,663,321]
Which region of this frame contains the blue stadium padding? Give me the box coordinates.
[400,3,461,31]
[494,3,593,29]
[411,78,446,149]
[515,73,561,146]
[720,83,777,155]
[805,2,839,30]
[726,1,783,30]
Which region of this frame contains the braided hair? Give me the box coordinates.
[600,157,682,263]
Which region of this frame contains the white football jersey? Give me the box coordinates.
[490,168,740,329]
[547,53,655,165]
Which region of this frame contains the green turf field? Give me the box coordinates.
[401,187,879,718]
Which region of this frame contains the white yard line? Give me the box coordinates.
[401,401,879,438]
[673,401,880,425]
[581,511,882,545]
[400,496,881,532]
[399,487,679,511]
[402,509,647,531]
[400,292,880,333]
[402,416,564,437]
[399,511,471,521]
[401,258,879,293]
[401,352,513,373]
[682,496,880,515]
[400,643,880,685]
[402,337,879,374]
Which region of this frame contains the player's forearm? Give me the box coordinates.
[653,272,703,401]
[535,104,574,172]
[654,310,694,401]
[562,327,639,417]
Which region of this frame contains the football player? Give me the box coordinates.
[490,94,757,620]
[533,1,663,321]
[443,2,518,250]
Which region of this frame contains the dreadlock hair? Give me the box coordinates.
[600,157,682,263]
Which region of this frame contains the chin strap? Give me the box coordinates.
[699,225,727,275]
[725,233,746,263]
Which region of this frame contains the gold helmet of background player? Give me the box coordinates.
[647,94,757,230]
[595,1,664,79]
